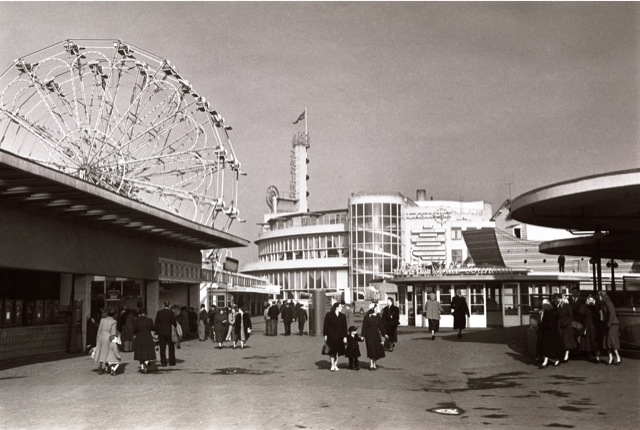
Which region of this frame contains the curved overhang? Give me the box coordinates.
[510,169,640,232]
[0,150,248,250]
[539,233,640,260]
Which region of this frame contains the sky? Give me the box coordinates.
[0,1,638,264]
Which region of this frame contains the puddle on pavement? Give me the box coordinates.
[417,371,527,394]
[482,414,508,419]
[544,424,574,428]
[550,375,586,382]
[474,407,501,411]
[199,367,276,376]
[0,376,27,380]
[558,405,589,412]
[427,401,465,416]
[540,390,571,398]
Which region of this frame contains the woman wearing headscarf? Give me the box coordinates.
[424,293,443,341]
[598,291,621,365]
[93,307,118,375]
[361,302,388,370]
[323,301,348,371]
[133,308,157,374]
[538,298,562,368]
[555,293,577,363]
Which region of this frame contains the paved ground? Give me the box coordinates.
[1,318,638,430]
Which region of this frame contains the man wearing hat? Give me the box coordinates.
[155,300,178,366]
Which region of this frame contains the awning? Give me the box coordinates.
[202,282,280,295]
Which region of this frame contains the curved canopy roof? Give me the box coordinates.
[510,169,640,259]
[0,150,249,250]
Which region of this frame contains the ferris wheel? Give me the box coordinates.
[0,39,245,231]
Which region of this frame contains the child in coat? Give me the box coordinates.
[345,325,364,370]
[106,335,122,376]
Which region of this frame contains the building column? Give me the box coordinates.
[147,280,160,318]
[73,275,92,351]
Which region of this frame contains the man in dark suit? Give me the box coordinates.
[267,301,279,336]
[155,300,177,366]
[281,300,295,336]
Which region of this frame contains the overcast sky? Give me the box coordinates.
[1,2,638,263]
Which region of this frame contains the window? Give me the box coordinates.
[451,249,463,264]
[469,284,485,315]
[513,227,521,239]
[451,227,462,240]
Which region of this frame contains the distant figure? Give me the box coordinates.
[268,301,280,336]
[281,300,295,336]
[234,303,252,349]
[361,303,388,370]
[296,302,308,335]
[451,289,471,339]
[212,307,228,349]
[154,300,177,367]
[93,307,118,375]
[198,304,208,341]
[555,293,577,363]
[598,291,621,365]
[538,299,562,368]
[133,308,157,374]
[558,255,566,272]
[263,303,271,336]
[381,298,400,351]
[424,293,443,341]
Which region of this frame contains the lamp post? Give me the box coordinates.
[593,229,603,291]
[606,259,618,291]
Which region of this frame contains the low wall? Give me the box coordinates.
[0,324,69,361]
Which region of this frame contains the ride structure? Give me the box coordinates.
[0,39,245,231]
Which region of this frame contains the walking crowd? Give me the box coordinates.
[537,288,622,368]
[88,287,624,376]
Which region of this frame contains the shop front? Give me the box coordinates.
[0,150,248,361]
[391,268,583,328]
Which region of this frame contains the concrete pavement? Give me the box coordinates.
[1,318,638,429]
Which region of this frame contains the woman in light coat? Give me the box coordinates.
[424,293,443,340]
[93,307,118,374]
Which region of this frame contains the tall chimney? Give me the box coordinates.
[416,189,427,201]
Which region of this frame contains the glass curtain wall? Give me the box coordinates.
[350,200,402,301]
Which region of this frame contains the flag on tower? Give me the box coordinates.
[293,110,305,125]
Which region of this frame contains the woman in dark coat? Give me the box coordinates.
[213,307,228,349]
[361,303,388,370]
[579,294,602,363]
[555,293,577,362]
[451,289,471,339]
[538,299,562,368]
[233,304,252,349]
[133,308,157,374]
[323,302,348,371]
[598,291,621,365]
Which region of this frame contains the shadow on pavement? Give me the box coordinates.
[0,351,86,371]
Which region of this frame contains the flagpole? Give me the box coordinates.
[304,106,307,135]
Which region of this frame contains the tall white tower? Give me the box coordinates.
[290,132,310,212]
